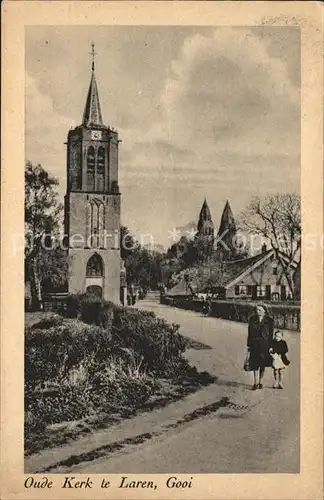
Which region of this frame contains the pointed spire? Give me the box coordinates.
[199,198,212,222]
[198,198,213,233]
[91,42,95,72]
[218,200,236,235]
[82,43,103,127]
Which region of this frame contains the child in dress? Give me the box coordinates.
[269,330,290,389]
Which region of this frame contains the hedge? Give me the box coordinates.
[161,296,300,331]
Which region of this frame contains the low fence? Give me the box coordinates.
[42,294,68,315]
[161,295,300,332]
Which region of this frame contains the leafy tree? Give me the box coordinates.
[120,225,138,261]
[25,162,63,309]
[120,227,163,291]
[37,244,68,293]
[194,258,224,292]
[239,193,301,298]
[165,236,198,276]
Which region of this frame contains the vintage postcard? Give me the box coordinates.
[1,1,323,499]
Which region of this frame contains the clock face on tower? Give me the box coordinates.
[91,130,102,140]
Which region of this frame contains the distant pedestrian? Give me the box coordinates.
[269,330,290,389]
[247,303,274,390]
[201,295,210,316]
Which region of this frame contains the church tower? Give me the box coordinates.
[196,198,215,260]
[64,45,121,302]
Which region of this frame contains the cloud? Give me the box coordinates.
[119,28,300,217]
[159,28,299,154]
[25,74,75,189]
[118,29,300,245]
[25,27,300,247]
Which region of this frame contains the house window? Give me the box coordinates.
[273,266,278,275]
[257,285,267,297]
[235,285,253,296]
[86,254,103,277]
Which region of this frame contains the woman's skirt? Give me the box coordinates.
[249,338,272,369]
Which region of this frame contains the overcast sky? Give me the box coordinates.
[25,26,300,247]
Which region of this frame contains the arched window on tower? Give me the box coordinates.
[87,146,95,191]
[98,203,104,247]
[86,202,91,245]
[97,147,105,192]
[91,200,99,247]
[89,199,105,248]
[86,253,104,277]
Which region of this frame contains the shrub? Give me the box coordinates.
[64,294,186,374]
[29,313,64,330]
[25,350,157,436]
[25,379,94,434]
[25,296,191,446]
[65,294,114,328]
[25,320,113,386]
[112,306,186,374]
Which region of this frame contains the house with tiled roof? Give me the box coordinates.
[166,198,300,302]
[167,245,298,301]
[219,245,298,301]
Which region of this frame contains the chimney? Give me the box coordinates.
[261,243,267,254]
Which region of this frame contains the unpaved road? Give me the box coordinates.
[69,298,299,473]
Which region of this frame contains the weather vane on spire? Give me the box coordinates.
[90,42,96,71]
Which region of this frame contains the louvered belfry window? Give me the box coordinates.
[87,146,95,191]
[97,146,105,192]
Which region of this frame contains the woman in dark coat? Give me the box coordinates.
[247,304,274,390]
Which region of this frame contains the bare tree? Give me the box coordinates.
[240,193,301,298]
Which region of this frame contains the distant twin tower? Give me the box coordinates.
[196,199,238,261]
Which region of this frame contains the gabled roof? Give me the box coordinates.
[222,249,274,288]
[168,279,192,297]
[222,248,298,290]
[82,67,104,127]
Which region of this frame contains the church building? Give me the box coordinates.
[64,45,121,302]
